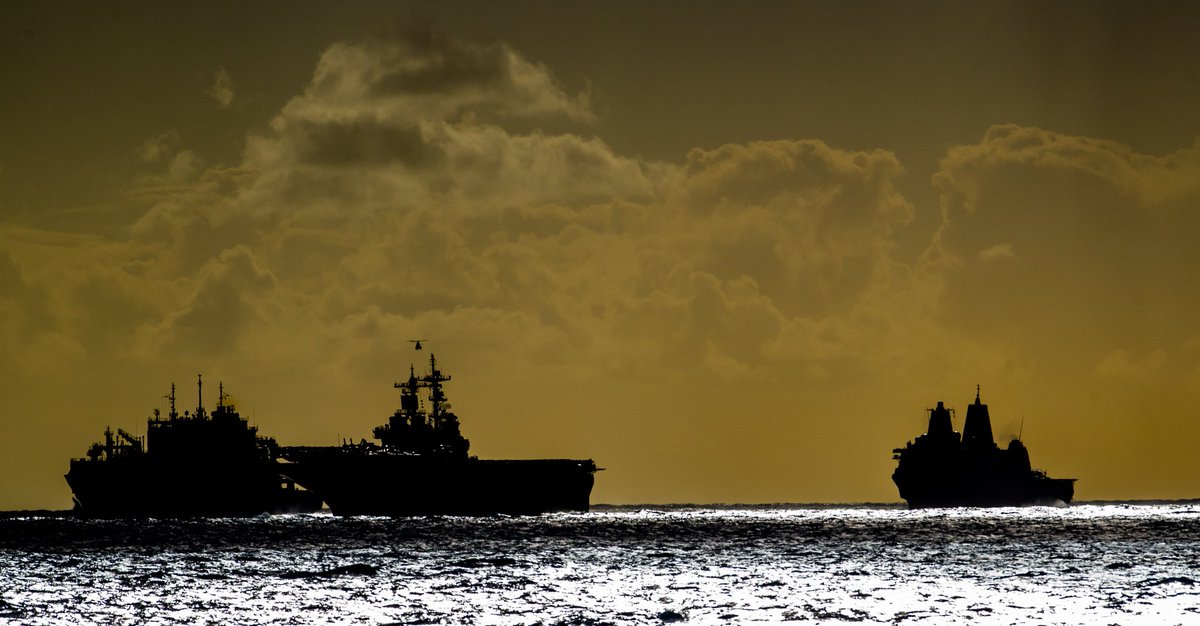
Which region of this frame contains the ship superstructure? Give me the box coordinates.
[65,377,321,516]
[279,348,597,516]
[370,354,470,458]
[891,388,1075,508]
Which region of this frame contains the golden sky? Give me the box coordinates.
[3,1,1200,510]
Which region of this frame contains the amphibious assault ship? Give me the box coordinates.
[891,388,1075,508]
[65,377,322,516]
[279,346,598,515]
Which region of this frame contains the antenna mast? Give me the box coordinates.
[166,383,178,419]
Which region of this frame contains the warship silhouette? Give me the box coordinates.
[65,377,322,516]
[278,345,598,515]
[891,388,1075,508]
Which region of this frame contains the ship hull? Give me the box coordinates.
[892,392,1076,509]
[279,449,596,516]
[894,471,1075,509]
[65,458,322,517]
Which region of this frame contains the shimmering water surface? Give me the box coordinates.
[2,504,1199,625]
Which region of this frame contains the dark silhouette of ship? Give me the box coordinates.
[278,347,598,515]
[65,377,322,516]
[892,388,1075,508]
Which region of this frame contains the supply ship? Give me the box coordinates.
[65,378,322,516]
[279,346,598,515]
[891,388,1075,508]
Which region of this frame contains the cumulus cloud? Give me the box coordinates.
[676,140,913,318]
[242,29,648,217]
[935,124,1200,216]
[0,249,53,356]
[978,242,1013,261]
[0,230,137,374]
[133,130,207,190]
[297,26,593,126]
[930,124,1200,394]
[210,67,234,109]
[933,124,1200,271]
[1094,349,1167,382]
[1,26,934,392]
[136,130,182,164]
[145,245,278,356]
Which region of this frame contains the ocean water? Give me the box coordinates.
[1,504,1198,625]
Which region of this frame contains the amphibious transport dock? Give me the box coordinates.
[891,388,1075,508]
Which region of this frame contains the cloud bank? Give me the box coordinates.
[3,29,1200,508]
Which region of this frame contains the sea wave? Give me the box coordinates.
[1,505,1198,624]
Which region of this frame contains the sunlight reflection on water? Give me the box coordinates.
[1,504,1198,625]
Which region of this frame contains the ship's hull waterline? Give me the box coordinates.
[66,455,322,517]
[279,450,596,516]
[894,472,1075,508]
